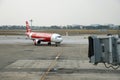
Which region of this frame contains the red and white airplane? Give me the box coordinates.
[25,21,63,46]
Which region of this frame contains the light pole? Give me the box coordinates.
[118,25,120,38]
[29,19,33,27]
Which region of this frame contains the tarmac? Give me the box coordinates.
[0,35,120,80]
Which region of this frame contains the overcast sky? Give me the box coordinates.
[0,0,120,26]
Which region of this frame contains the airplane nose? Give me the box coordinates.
[56,37,63,42]
[51,34,63,42]
[58,37,63,42]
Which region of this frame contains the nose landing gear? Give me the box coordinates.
[55,42,60,47]
[48,42,51,46]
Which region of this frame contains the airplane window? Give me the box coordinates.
[57,36,61,38]
[55,36,61,39]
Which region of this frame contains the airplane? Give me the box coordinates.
[25,21,63,46]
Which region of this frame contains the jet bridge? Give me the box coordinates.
[88,35,120,69]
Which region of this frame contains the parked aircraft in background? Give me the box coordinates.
[25,21,63,46]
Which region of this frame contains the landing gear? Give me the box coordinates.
[37,40,41,44]
[48,42,51,46]
[55,42,60,47]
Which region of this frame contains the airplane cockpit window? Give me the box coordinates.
[57,36,61,38]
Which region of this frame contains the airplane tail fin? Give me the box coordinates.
[26,21,32,32]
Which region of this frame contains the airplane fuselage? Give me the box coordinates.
[25,21,63,46]
[26,32,63,42]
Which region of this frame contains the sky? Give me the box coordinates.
[0,0,120,26]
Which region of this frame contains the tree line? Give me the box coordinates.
[0,25,119,30]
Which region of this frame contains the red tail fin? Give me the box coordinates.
[26,21,32,32]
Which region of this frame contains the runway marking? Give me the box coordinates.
[2,59,120,80]
[40,52,63,80]
[6,60,120,70]
[0,72,120,80]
